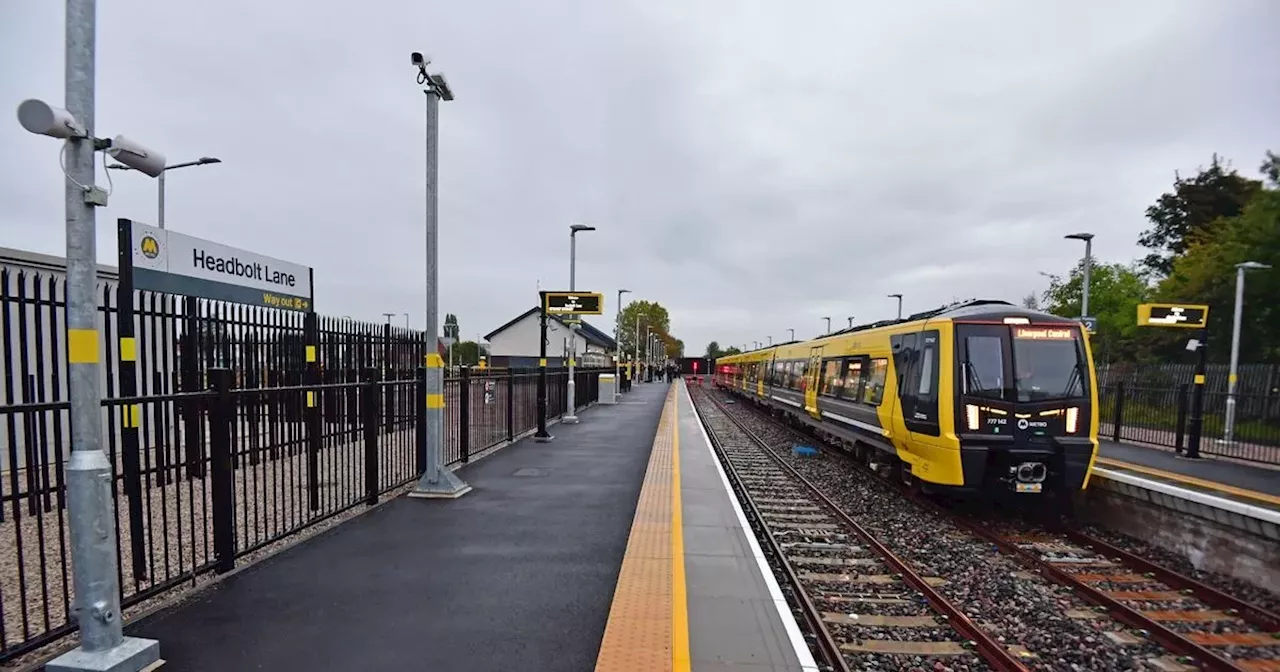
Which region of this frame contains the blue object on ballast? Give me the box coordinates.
[792,445,818,457]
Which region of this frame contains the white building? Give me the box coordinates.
[484,307,618,369]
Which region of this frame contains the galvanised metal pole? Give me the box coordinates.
[615,289,629,398]
[634,312,641,384]
[47,0,160,669]
[411,76,469,498]
[1081,237,1092,318]
[1224,264,1246,443]
[565,231,580,423]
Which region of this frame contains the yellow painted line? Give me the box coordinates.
[67,328,99,364]
[671,392,690,672]
[1096,457,1280,507]
[594,386,680,672]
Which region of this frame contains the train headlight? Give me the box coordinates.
[965,404,980,430]
[1066,407,1079,434]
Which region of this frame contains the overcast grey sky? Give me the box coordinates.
[3,1,1277,354]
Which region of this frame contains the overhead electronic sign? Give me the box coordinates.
[1137,303,1209,329]
[543,292,603,315]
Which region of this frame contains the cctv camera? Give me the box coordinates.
[16,99,85,139]
[106,135,167,178]
[411,52,425,67]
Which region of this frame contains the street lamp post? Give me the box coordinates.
[787,328,795,341]
[1224,261,1271,442]
[403,312,410,328]
[1065,233,1094,318]
[564,224,596,423]
[108,156,221,229]
[888,294,903,320]
[408,50,469,499]
[616,288,630,398]
[847,316,854,329]
[822,317,831,335]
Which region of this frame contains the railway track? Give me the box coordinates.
[954,520,1280,672]
[698,383,1280,672]
[690,388,1028,672]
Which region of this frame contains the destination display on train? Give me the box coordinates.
[1013,327,1075,340]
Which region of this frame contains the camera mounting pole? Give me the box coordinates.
[20,1,161,670]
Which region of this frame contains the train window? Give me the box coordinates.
[863,358,888,405]
[841,358,865,401]
[963,335,1005,399]
[821,359,841,396]
[918,346,934,396]
[773,359,786,387]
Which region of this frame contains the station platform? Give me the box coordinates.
[115,378,812,671]
[1095,439,1280,509]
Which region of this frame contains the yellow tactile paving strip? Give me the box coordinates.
[595,385,690,672]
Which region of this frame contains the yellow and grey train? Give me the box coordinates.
[714,300,1100,497]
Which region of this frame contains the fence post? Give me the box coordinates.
[460,365,471,464]
[363,367,380,506]
[114,221,148,582]
[182,296,205,479]
[506,370,516,442]
[1111,382,1125,443]
[382,322,394,431]
[305,312,321,512]
[416,366,428,474]
[209,368,237,574]
[1175,382,1189,455]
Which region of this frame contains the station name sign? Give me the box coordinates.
[1137,303,1209,329]
[543,291,603,315]
[121,219,315,312]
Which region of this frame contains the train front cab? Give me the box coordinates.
[947,317,1099,496]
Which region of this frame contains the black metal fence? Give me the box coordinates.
[1099,383,1280,465]
[0,268,616,663]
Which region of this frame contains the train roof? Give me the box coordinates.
[715,299,1080,363]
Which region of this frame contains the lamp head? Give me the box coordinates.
[887,293,902,299]
[197,156,221,165]
[1064,232,1094,242]
[1237,261,1272,271]
[570,224,596,234]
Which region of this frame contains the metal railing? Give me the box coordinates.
[1099,383,1280,465]
[0,268,618,662]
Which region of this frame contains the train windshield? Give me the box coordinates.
[1011,326,1086,401]
[958,324,1088,402]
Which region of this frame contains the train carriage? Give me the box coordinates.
[714,300,1099,497]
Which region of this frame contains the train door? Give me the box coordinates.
[803,346,823,417]
[891,328,943,473]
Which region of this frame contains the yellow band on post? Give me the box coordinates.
[306,346,317,363]
[426,353,444,368]
[122,405,140,428]
[307,391,316,408]
[68,329,99,364]
[539,358,547,367]
[427,393,445,409]
[1194,374,1206,385]
[119,337,137,362]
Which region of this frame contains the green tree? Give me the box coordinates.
[1153,187,1280,363]
[448,340,482,366]
[617,299,672,357]
[1042,261,1150,364]
[444,313,460,339]
[1261,151,1280,188]
[1021,293,1039,310]
[1138,154,1262,277]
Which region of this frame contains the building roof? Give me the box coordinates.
[484,307,617,351]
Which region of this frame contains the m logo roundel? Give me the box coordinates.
[140,235,160,259]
